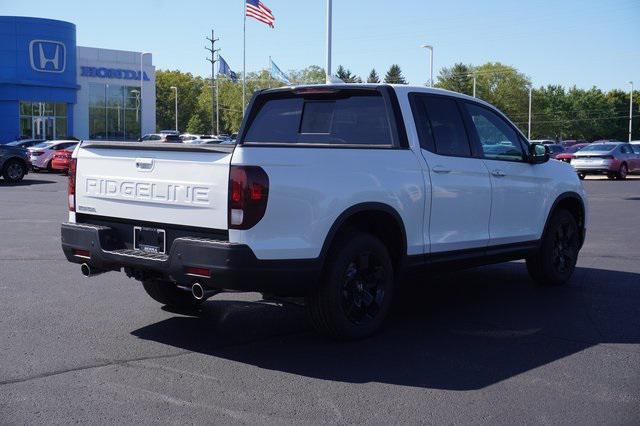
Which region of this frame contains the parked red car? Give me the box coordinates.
[51,146,75,173]
[555,143,590,163]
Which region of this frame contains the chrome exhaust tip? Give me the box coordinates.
[191,282,216,301]
[192,282,205,300]
[81,263,106,278]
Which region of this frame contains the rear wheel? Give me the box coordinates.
[2,160,26,183]
[306,232,395,340]
[526,209,579,286]
[142,280,202,310]
[617,163,628,180]
[606,172,616,180]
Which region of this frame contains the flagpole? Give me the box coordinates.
[326,0,332,83]
[268,56,271,89]
[242,0,246,116]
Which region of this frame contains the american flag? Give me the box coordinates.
[246,0,275,28]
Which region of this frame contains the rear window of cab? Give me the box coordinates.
[242,90,393,147]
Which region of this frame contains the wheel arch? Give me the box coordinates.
[1,155,28,172]
[544,192,586,247]
[319,202,408,272]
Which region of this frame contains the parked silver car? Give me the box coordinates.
[572,142,640,180]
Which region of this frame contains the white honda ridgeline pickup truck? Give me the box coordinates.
[61,84,587,339]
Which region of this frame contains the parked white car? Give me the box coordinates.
[29,140,78,171]
[61,84,588,339]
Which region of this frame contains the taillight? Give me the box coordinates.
[228,165,269,230]
[68,158,77,211]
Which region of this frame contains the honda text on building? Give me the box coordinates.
[61,84,588,339]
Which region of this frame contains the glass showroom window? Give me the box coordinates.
[18,101,68,140]
[89,83,141,141]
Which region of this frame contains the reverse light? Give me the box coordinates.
[228,165,269,230]
[68,158,77,211]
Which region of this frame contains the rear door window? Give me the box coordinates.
[243,91,393,146]
[411,95,472,157]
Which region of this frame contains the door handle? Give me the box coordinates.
[491,169,506,177]
[432,166,451,174]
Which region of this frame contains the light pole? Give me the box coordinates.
[170,86,178,132]
[528,86,533,139]
[629,81,634,142]
[472,74,477,97]
[421,44,433,87]
[139,52,151,137]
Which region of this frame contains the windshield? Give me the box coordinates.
[578,144,616,152]
[32,141,54,149]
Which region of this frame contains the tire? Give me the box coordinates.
[577,173,585,180]
[2,159,26,183]
[142,280,202,310]
[526,209,579,286]
[617,163,628,180]
[46,160,53,172]
[306,232,395,340]
[606,173,616,180]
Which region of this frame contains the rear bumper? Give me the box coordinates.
[61,222,319,296]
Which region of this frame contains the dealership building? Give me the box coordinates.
[0,16,155,143]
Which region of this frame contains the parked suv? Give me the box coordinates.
[1,144,30,183]
[61,85,588,339]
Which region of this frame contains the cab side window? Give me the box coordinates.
[410,94,472,157]
[464,103,525,162]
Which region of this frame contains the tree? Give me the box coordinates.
[367,69,380,83]
[384,64,407,84]
[335,65,360,83]
[472,62,531,129]
[155,70,206,132]
[435,63,473,94]
[186,114,207,134]
[288,65,325,84]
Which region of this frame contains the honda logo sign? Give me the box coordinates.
[29,40,66,73]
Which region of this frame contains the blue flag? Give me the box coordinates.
[269,58,290,85]
[218,56,238,82]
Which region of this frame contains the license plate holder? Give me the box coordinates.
[133,226,166,254]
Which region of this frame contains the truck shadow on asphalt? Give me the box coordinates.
[0,179,57,186]
[131,263,640,390]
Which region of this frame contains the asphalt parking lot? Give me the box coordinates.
[1,173,639,424]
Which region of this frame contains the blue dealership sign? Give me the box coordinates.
[30,40,67,73]
[80,66,150,81]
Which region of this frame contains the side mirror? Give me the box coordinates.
[529,143,549,164]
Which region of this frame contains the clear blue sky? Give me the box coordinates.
[2,0,638,90]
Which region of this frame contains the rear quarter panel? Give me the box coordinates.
[230,146,425,260]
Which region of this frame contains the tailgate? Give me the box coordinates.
[74,141,233,230]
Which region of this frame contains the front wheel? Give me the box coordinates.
[142,280,202,310]
[617,163,628,180]
[526,209,579,286]
[2,160,26,183]
[306,232,395,340]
